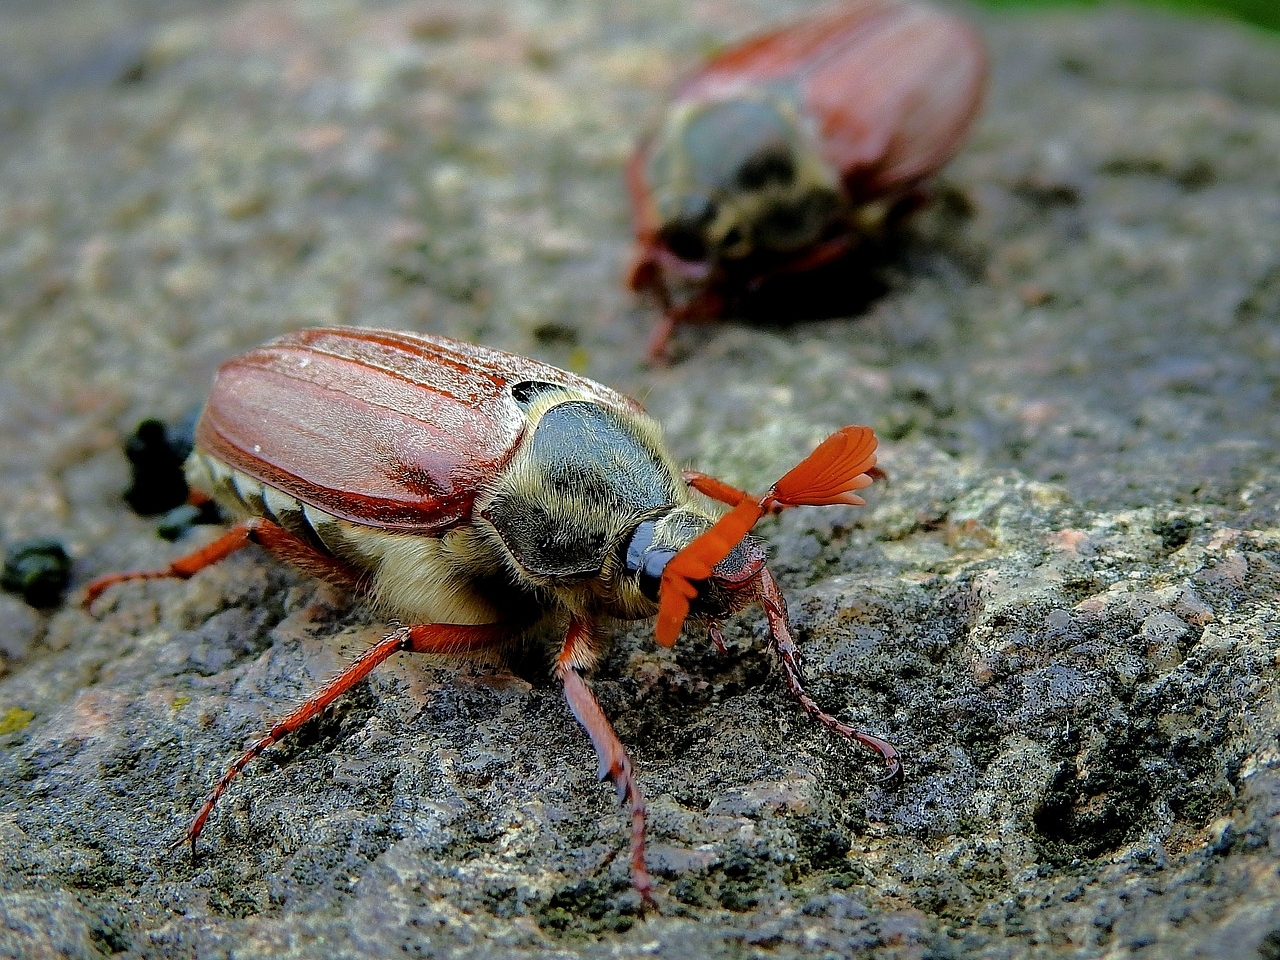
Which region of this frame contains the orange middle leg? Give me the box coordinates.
[556,617,655,910]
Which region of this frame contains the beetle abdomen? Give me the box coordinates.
[187,450,353,560]
[186,449,523,625]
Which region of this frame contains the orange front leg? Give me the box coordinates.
[181,620,512,849]
[556,617,655,910]
[756,568,902,783]
[645,312,678,366]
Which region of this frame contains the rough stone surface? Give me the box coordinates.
[2,2,1279,958]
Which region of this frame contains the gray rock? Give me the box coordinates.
[1,1,1278,957]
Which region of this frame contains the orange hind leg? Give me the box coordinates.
[84,518,364,609]
[180,620,512,848]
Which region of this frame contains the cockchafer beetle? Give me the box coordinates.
[85,326,899,908]
[628,0,987,361]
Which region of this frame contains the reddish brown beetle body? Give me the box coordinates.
[86,327,898,907]
[628,0,987,359]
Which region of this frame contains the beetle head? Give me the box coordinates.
[623,510,766,623]
[645,91,842,268]
[652,426,880,648]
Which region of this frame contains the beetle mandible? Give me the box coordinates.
[628,0,987,360]
[85,327,899,908]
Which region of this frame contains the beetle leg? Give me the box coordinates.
[85,518,364,610]
[644,283,726,363]
[626,250,660,296]
[708,623,729,654]
[555,617,656,911]
[85,523,256,609]
[179,621,510,850]
[744,233,858,293]
[756,568,903,785]
[645,313,678,365]
[640,254,724,364]
[241,517,366,590]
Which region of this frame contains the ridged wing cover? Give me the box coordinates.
[195,327,639,533]
[677,0,987,198]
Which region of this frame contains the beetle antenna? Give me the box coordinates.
[654,426,878,647]
[764,425,878,511]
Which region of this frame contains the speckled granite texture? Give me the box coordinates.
[1,2,1279,958]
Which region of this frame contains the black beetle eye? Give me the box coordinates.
[737,146,795,191]
[659,224,708,263]
[660,195,717,263]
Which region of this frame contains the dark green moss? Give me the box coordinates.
[534,878,637,936]
[1032,726,1156,863]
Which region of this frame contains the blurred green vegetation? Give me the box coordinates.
[972,0,1279,32]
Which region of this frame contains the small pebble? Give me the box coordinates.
[123,413,198,515]
[1,538,73,608]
